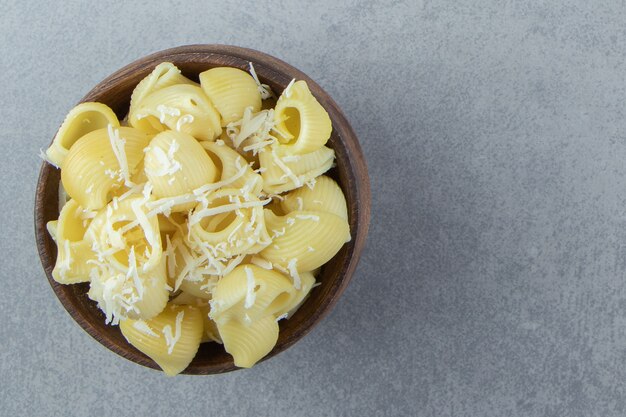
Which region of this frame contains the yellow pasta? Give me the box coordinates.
[170,293,221,344]
[46,199,95,284]
[259,145,334,194]
[261,210,350,273]
[199,67,262,126]
[200,141,263,195]
[133,84,222,141]
[119,304,203,376]
[273,80,332,154]
[86,196,162,273]
[275,271,316,319]
[188,188,271,259]
[43,66,351,373]
[218,315,279,368]
[61,126,151,210]
[143,130,218,212]
[210,265,296,323]
[280,175,348,220]
[128,62,197,131]
[46,102,120,167]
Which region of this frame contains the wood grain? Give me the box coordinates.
[34,45,371,375]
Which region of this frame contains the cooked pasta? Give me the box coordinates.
[261,210,350,273]
[128,62,197,131]
[280,175,348,220]
[259,145,335,194]
[46,102,120,167]
[199,67,262,125]
[119,304,204,376]
[61,126,151,210]
[42,62,351,375]
[273,80,332,154]
[133,84,222,141]
[47,199,94,284]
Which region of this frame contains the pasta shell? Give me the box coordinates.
[144,131,218,212]
[61,127,151,210]
[259,145,334,194]
[201,141,263,195]
[199,67,262,125]
[119,304,203,376]
[46,102,120,167]
[133,84,222,141]
[273,80,332,154]
[261,210,350,272]
[47,199,95,284]
[188,188,271,259]
[218,315,278,368]
[280,175,348,220]
[128,62,197,131]
[210,265,296,323]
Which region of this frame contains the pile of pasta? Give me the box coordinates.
[42,62,351,375]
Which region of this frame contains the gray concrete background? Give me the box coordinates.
[2,0,626,416]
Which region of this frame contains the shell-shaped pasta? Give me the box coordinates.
[61,127,151,210]
[261,210,350,272]
[144,131,218,212]
[86,196,162,273]
[210,265,296,323]
[273,80,332,154]
[280,175,348,220]
[200,141,263,195]
[128,62,197,130]
[133,84,222,140]
[171,294,222,344]
[188,188,271,259]
[218,315,279,368]
[88,253,169,324]
[46,102,120,167]
[199,67,262,125]
[119,304,203,376]
[46,200,95,284]
[277,271,316,319]
[259,145,335,194]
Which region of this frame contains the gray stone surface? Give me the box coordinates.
[1,0,626,415]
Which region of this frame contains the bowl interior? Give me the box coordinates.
[35,45,370,374]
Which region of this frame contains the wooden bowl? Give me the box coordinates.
[34,45,371,374]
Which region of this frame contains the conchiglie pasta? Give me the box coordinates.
[170,293,222,344]
[187,188,270,259]
[86,196,162,274]
[259,145,335,194]
[119,304,203,376]
[261,210,350,272]
[200,141,263,195]
[276,271,316,319]
[209,265,296,323]
[199,67,262,125]
[273,80,332,154]
[46,199,95,284]
[218,315,279,368]
[133,84,222,140]
[128,62,197,130]
[280,175,348,220]
[46,102,120,167]
[61,127,151,210]
[87,254,169,324]
[144,131,218,212]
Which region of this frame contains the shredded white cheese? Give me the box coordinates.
[162,310,184,355]
[133,320,159,337]
[287,258,301,289]
[244,266,256,309]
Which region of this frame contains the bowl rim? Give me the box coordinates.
[34,44,371,374]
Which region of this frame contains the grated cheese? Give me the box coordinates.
[133,320,159,337]
[295,214,320,221]
[248,62,273,99]
[156,105,181,123]
[107,124,133,187]
[287,258,301,289]
[175,114,194,131]
[244,266,256,309]
[162,310,185,355]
